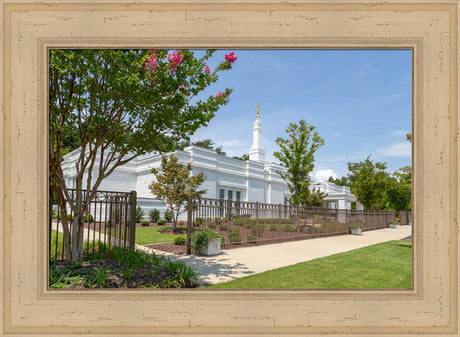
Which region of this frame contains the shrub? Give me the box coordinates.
[228,228,241,243]
[164,209,173,222]
[85,214,94,223]
[193,217,204,227]
[149,209,160,223]
[136,206,144,222]
[219,225,228,231]
[282,224,297,232]
[350,223,364,229]
[140,220,150,226]
[247,235,257,242]
[268,224,278,231]
[207,222,216,229]
[214,217,223,225]
[190,229,225,252]
[66,214,74,221]
[52,208,57,219]
[157,219,166,226]
[244,220,254,229]
[251,225,265,237]
[174,236,187,245]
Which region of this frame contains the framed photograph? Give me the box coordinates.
[1,1,458,336]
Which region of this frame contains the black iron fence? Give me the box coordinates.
[186,197,397,253]
[50,189,137,261]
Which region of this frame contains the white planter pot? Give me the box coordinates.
[388,223,397,229]
[350,228,362,235]
[200,239,221,256]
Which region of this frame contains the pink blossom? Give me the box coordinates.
[145,53,158,72]
[167,49,184,73]
[204,65,211,74]
[215,92,223,98]
[178,84,186,89]
[224,51,237,64]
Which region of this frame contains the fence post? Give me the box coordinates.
[296,205,300,238]
[278,204,282,242]
[255,202,259,246]
[129,191,137,250]
[186,195,193,255]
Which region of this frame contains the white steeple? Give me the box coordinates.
[249,103,266,162]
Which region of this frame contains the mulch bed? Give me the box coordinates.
[51,260,188,289]
[146,242,187,255]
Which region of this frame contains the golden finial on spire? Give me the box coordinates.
[256,102,260,119]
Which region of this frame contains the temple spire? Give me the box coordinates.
[249,103,266,162]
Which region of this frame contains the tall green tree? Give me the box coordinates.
[49,49,236,261]
[327,176,351,187]
[384,166,412,211]
[273,120,325,206]
[149,155,206,229]
[347,156,389,209]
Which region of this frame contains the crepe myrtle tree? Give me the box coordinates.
[49,49,237,261]
[149,155,206,230]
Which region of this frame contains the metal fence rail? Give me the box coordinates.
[50,189,137,261]
[186,197,397,254]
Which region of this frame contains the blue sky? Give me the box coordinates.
[189,49,412,182]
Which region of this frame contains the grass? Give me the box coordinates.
[207,240,412,289]
[134,226,186,245]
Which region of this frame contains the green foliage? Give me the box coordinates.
[268,224,279,231]
[219,225,228,231]
[233,153,249,161]
[350,223,364,229]
[303,187,327,207]
[150,155,206,229]
[136,206,144,222]
[228,228,241,243]
[327,176,351,187]
[134,226,186,245]
[163,209,173,223]
[193,217,205,227]
[156,219,166,226]
[347,156,389,210]
[193,138,226,155]
[384,166,412,211]
[273,120,325,206]
[174,236,187,245]
[85,214,94,223]
[190,229,225,253]
[149,209,160,222]
[247,235,257,242]
[50,246,198,288]
[251,225,265,236]
[140,220,150,226]
[49,49,235,261]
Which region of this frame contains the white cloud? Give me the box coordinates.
[315,169,337,182]
[376,142,411,157]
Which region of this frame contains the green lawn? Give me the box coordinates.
[135,227,186,245]
[207,240,412,289]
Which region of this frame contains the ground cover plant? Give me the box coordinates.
[50,246,198,289]
[207,240,411,289]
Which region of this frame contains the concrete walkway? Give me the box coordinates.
[137,225,412,285]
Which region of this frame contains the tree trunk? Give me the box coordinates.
[71,214,84,261]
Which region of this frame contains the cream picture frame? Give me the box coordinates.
[1,0,458,336]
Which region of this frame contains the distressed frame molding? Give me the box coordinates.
[0,0,458,336]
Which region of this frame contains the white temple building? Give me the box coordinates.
[62,109,362,219]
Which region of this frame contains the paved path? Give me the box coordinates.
[137,225,412,285]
